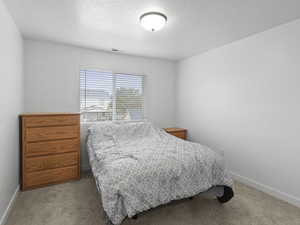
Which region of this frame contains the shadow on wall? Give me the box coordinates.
[80,122,95,171]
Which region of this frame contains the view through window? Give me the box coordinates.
[80,69,144,122]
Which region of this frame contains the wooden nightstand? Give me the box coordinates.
[164,128,187,140]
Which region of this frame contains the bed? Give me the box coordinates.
[86,121,234,225]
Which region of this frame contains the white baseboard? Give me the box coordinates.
[0,186,19,225]
[231,172,300,208]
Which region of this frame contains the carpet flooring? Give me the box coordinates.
[5,173,300,225]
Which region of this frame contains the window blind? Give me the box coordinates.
[80,69,144,122]
[115,73,144,120]
[80,70,114,121]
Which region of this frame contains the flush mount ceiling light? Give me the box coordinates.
[140,12,167,32]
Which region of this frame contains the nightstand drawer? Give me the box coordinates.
[25,152,78,172]
[164,128,187,140]
[171,131,186,139]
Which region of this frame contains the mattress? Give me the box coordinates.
[87,121,233,225]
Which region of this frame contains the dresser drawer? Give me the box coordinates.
[26,139,79,156]
[26,125,79,142]
[25,152,78,172]
[24,166,78,189]
[24,115,79,127]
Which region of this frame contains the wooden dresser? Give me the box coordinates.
[164,128,187,140]
[20,113,80,190]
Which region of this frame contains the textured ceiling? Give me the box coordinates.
[4,0,300,60]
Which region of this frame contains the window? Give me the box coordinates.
[80,69,144,122]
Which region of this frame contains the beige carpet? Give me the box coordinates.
[6,173,300,225]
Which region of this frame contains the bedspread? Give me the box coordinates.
[87,121,233,225]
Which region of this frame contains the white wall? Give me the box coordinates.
[176,19,300,207]
[0,0,23,224]
[24,39,176,169]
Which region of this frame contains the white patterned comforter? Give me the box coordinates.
[87,121,233,225]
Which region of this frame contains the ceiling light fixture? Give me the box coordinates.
[140,12,167,32]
